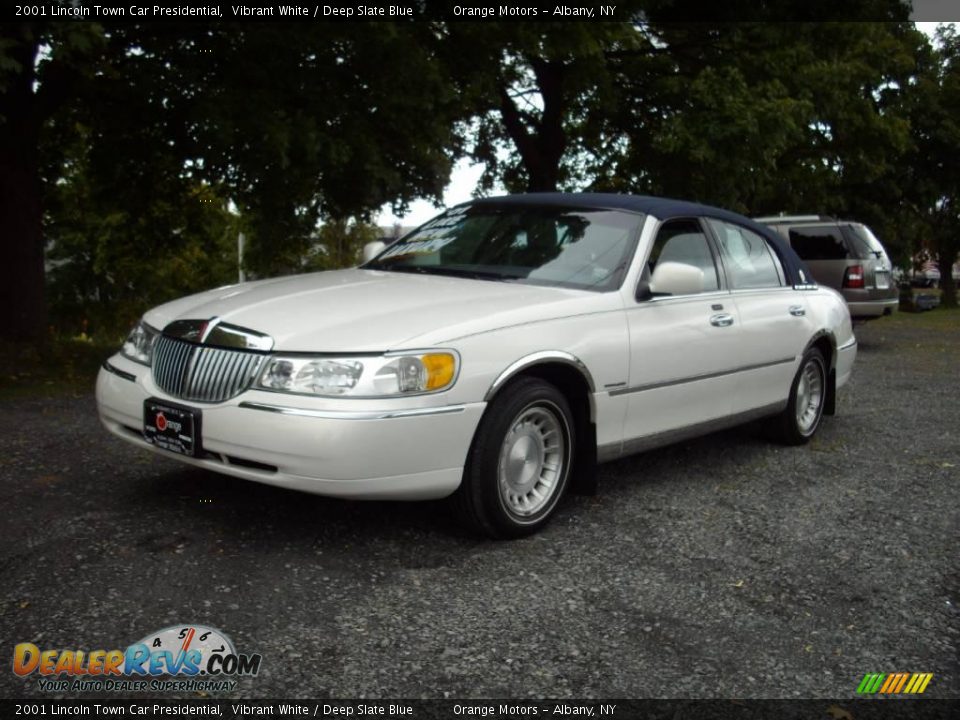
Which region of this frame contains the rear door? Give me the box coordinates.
[707,218,813,414]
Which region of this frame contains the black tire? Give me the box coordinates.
[771,347,827,445]
[451,377,575,539]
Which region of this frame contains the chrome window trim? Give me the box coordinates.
[629,289,733,307]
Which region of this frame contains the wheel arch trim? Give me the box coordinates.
[804,329,838,370]
[483,351,597,402]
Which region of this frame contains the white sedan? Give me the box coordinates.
[97,193,857,538]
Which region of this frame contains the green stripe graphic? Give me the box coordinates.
[857,673,886,694]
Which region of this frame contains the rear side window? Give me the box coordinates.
[787,226,850,260]
[708,219,784,289]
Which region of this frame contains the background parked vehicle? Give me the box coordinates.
[902,255,960,288]
[756,215,898,321]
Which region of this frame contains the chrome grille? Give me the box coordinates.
[152,335,265,403]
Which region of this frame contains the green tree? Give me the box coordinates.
[438,1,915,212]
[302,219,381,273]
[107,23,461,278]
[440,20,645,193]
[0,22,106,341]
[898,25,960,307]
[3,22,467,341]
[44,122,239,337]
[590,18,922,244]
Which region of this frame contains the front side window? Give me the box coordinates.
[365,204,643,292]
[644,219,721,293]
[708,219,784,289]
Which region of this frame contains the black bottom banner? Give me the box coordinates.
[1,699,958,720]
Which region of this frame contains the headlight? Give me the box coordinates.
[121,320,158,366]
[256,351,458,397]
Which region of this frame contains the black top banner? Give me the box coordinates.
[4,0,949,23]
[1,699,960,719]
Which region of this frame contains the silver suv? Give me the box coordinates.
[756,215,898,321]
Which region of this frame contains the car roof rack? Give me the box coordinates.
[754,214,838,223]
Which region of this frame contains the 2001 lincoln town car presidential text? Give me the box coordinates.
[97,193,857,538]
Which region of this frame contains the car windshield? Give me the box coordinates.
[364,204,643,292]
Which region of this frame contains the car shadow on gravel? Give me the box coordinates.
[120,418,775,547]
[120,465,484,556]
[596,421,769,489]
[852,338,891,353]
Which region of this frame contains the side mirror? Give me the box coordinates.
[362,240,387,264]
[649,261,704,296]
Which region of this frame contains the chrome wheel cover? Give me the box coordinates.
[497,403,567,519]
[795,357,825,435]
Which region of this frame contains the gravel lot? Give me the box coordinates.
[1,311,957,700]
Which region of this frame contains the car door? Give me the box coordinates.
[706,218,814,415]
[620,218,743,449]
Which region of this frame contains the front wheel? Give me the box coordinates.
[451,377,575,539]
[771,347,827,445]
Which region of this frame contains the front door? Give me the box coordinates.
[620,218,742,446]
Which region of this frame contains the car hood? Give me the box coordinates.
[142,269,618,352]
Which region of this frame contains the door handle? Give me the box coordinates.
[710,313,734,327]
[789,305,806,317]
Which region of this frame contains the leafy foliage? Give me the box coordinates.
[44,126,239,336]
[894,25,960,306]
[4,8,960,341]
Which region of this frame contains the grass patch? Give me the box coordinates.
[884,305,960,332]
[0,336,120,401]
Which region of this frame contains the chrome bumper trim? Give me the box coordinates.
[838,337,858,351]
[237,401,467,421]
[102,360,137,383]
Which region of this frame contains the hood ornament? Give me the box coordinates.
[163,318,274,351]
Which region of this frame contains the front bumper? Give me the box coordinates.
[96,354,485,500]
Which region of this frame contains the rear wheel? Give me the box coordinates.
[771,347,826,445]
[452,377,574,539]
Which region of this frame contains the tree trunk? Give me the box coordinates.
[936,247,958,308]
[498,58,567,193]
[0,26,46,342]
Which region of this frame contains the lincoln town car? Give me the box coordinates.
[96,194,857,537]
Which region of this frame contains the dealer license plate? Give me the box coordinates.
[143,400,201,457]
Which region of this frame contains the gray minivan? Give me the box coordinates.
[756,215,898,321]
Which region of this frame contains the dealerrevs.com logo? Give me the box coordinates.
[12,624,262,693]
